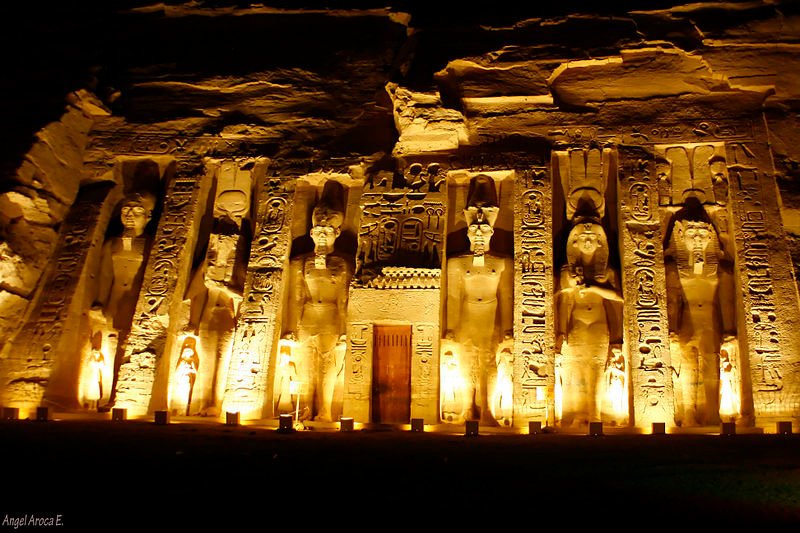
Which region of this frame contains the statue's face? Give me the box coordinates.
[120,201,150,236]
[683,223,711,254]
[216,190,248,227]
[310,224,340,254]
[467,222,493,254]
[574,232,600,255]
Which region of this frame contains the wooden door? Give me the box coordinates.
[372,325,411,424]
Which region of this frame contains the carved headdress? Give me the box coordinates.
[122,191,156,215]
[463,174,499,228]
[566,217,609,283]
[312,180,346,229]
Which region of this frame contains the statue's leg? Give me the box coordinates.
[680,348,700,426]
[701,350,720,425]
[479,348,497,425]
[315,334,340,422]
[461,344,479,420]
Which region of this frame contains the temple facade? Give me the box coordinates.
[1,3,799,432]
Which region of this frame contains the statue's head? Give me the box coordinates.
[566,219,609,280]
[216,189,249,228]
[180,336,197,355]
[310,180,346,256]
[669,197,719,275]
[464,174,499,257]
[120,191,156,237]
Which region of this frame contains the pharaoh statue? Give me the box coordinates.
[556,219,623,426]
[665,197,736,427]
[182,184,251,414]
[285,180,353,422]
[94,191,157,330]
[444,175,513,425]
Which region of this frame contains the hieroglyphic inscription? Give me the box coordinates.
[345,322,372,400]
[115,171,205,412]
[2,185,111,405]
[726,143,797,415]
[356,162,446,286]
[513,167,553,424]
[618,147,674,426]
[620,121,753,146]
[412,323,436,400]
[222,176,294,418]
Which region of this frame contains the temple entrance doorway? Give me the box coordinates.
[371,324,411,424]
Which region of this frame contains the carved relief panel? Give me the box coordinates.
[724,140,800,419]
[618,146,675,427]
[222,173,295,420]
[356,161,446,287]
[513,166,554,426]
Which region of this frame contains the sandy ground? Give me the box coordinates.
[1,417,799,530]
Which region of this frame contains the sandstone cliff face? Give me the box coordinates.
[1,1,800,348]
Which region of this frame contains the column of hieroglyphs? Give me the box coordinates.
[617,144,675,428]
[0,183,113,411]
[221,168,294,420]
[726,134,800,422]
[513,165,554,428]
[114,157,212,415]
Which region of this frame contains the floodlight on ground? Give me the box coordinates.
[225,411,240,426]
[278,414,294,433]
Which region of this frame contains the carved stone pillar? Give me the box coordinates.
[114,158,212,416]
[618,145,675,428]
[513,166,555,427]
[0,183,113,411]
[221,173,295,420]
[725,137,800,423]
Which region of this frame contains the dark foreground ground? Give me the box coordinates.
[1,418,799,530]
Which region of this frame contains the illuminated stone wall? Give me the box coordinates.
[1,3,800,430]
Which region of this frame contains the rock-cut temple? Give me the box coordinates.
[1,2,799,432]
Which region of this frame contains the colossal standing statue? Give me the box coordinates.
[95,191,156,330]
[665,198,736,426]
[444,175,513,425]
[285,180,353,422]
[556,220,623,425]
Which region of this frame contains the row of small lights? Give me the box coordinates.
[2,406,795,436]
